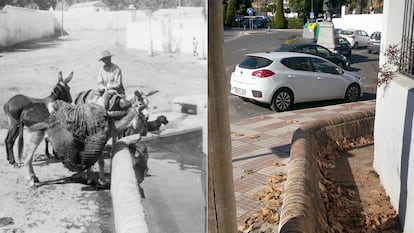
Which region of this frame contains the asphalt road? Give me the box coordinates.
[223,28,379,121]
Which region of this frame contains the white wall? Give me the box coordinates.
[0,5,55,47]
[374,0,414,232]
[332,13,382,36]
[126,7,207,55]
[52,10,131,31]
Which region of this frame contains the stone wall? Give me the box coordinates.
[0,5,55,47]
[278,109,375,232]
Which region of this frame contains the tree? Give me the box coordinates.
[1,0,56,10]
[225,0,235,26]
[274,0,287,28]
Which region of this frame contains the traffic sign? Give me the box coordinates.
[310,11,315,19]
[247,8,253,15]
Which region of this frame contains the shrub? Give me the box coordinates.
[225,0,236,26]
[287,18,304,29]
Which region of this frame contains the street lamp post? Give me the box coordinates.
[61,0,64,37]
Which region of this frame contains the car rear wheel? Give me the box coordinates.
[345,84,360,102]
[271,88,293,112]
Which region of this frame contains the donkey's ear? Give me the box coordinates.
[64,71,74,84]
[146,90,159,97]
[58,71,63,82]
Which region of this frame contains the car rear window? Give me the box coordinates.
[371,33,381,40]
[340,30,354,35]
[239,56,273,69]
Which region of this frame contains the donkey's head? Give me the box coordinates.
[53,71,73,103]
[131,90,158,120]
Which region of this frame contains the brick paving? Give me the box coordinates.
[230,100,376,225]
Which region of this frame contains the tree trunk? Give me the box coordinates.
[208,1,238,233]
[356,0,364,14]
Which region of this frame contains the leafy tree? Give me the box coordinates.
[274,0,286,28]
[235,0,252,15]
[225,0,235,26]
[1,0,56,10]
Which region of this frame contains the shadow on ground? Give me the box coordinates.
[0,32,71,53]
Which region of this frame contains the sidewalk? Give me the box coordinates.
[230,99,376,229]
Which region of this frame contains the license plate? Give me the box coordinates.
[234,87,246,95]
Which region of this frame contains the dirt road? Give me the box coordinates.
[0,29,206,233]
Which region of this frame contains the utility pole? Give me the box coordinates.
[61,0,64,37]
[208,1,238,233]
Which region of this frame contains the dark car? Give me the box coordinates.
[240,18,251,28]
[253,18,267,28]
[275,43,349,68]
[367,31,381,54]
[334,36,352,60]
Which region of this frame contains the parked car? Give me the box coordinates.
[230,52,363,112]
[275,43,349,68]
[240,18,251,28]
[235,15,245,22]
[334,36,352,62]
[367,31,381,54]
[339,29,370,49]
[333,28,342,37]
[253,18,268,28]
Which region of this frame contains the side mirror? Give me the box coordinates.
[336,67,344,75]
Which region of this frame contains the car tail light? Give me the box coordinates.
[368,39,371,45]
[232,65,236,73]
[350,35,355,39]
[252,69,275,78]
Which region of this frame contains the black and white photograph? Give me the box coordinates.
[0,0,207,232]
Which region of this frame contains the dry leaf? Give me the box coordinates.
[232,133,245,137]
[271,161,285,167]
[248,134,260,140]
[243,169,255,175]
[286,119,299,124]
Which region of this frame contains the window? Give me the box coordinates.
[315,46,330,55]
[400,0,414,76]
[310,58,338,74]
[281,57,312,72]
[239,56,273,69]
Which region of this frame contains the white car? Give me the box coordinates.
[230,52,364,112]
[339,29,370,49]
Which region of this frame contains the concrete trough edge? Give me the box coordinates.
[110,125,203,233]
[278,108,376,233]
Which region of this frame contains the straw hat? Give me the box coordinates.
[99,50,113,61]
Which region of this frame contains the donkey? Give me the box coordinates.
[23,100,148,187]
[3,71,73,166]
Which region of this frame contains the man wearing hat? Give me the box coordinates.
[97,50,125,95]
[96,50,130,110]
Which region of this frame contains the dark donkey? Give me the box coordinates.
[3,71,73,166]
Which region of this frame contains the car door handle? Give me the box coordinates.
[317,77,323,80]
[288,75,295,78]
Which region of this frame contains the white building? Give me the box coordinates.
[373,0,414,232]
[68,1,109,12]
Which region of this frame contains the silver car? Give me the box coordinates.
[367,31,381,54]
[339,29,370,49]
[230,52,364,112]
